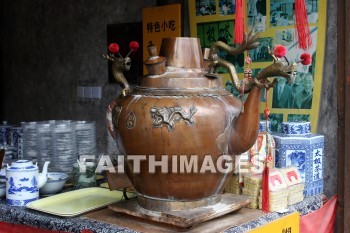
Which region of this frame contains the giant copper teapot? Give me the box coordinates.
[107,35,297,211]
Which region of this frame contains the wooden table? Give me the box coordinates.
[0,195,324,233]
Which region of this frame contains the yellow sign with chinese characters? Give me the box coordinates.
[249,212,300,233]
[142,4,182,74]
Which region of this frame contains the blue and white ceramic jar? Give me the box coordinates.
[259,120,271,133]
[281,121,311,135]
[272,122,324,197]
[0,121,12,145]
[5,160,50,206]
[12,126,23,158]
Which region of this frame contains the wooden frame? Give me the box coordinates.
[188,0,327,133]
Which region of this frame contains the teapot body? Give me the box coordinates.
[6,160,41,206]
[113,70,242,204]
[108,37,297,210]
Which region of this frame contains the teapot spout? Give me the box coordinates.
[38,161,50,189]
[229,86,262,155]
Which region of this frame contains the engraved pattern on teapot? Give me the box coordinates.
[150,106,197,131]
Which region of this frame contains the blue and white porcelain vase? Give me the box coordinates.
[272,122,324,197]
[6,160,50,206]
[281,122,311,135]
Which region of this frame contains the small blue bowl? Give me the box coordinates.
[40,172,68,195]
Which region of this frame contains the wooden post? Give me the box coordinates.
[337,0,350,232]
[0,0,4,121]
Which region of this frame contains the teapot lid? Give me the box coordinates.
[8,160,36,170]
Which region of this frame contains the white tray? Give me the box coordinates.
[27,187,124,217]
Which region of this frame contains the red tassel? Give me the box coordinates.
[264,89,269,120]
[262,164,270,213]
[234,0,245,44]
[262,88,270,213]
[294,0,312,50]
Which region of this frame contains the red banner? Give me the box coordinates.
[300,195,337,233]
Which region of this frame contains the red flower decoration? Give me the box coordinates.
[300,53,312,65]
[129,41,139,51]
[273,45,287,58]
[108,43,119,54]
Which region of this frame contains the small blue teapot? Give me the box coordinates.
[6,160,50,206]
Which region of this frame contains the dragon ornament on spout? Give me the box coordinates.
[206,31,298,93]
